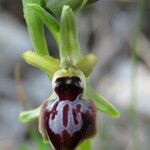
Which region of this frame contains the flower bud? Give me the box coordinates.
[45,0,98,15]
[39,74,96,150]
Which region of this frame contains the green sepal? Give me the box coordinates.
[85,85,120,118]
[19,93,57,123]
[27,3,60,45]
[19,106,41,123]
[76,54,97,77]
[23,51,60,78]
[60,5,80,66]
[22,0,49,55]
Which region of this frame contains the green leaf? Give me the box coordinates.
[77,140,92,150]
[60,5,80,66]
[76,54,97,77]
[27,3,60,45]
[19,106,40,123]
[23,51,60,78]
[22,0,49,55]
[85,85,120,118]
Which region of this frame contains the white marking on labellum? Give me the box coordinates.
[47,98,89,136]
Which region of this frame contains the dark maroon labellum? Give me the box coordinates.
[39,76,96,150]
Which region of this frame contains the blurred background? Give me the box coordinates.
[0,0,150,150]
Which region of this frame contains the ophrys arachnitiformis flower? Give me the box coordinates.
[20,2,120,150]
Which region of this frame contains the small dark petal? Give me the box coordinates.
[39,98,96,150]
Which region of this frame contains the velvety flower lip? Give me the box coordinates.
[39,76,96,150]
[39,98,96,150]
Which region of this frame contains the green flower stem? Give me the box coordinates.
[19,106,41,123]
[60,5,81,66]
[23,51,60,78]
[86,85,120,118]
[22,0,49,55]
[27,3,60,45]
